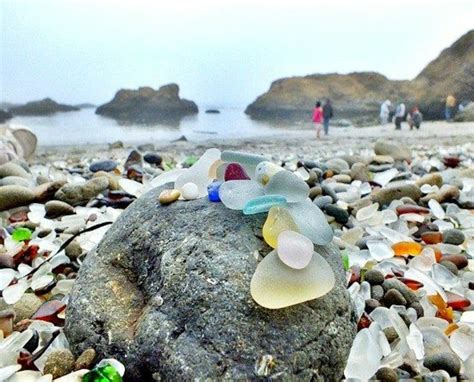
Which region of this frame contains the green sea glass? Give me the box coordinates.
[243,195,287,215]
[12,227,32,242]
[82,365,123,382]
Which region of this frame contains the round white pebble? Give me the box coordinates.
[180,182,199,200]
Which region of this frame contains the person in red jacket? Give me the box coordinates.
[312,101,323,139]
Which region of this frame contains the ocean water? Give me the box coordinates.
[9,107,307,146]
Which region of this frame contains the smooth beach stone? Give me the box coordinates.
[255,161,283,185]
[175,148,221,198]
[180,182,199,200]
[286,199,333,245]
[277,231,313,269]
[250,250,335,309]
[143,153,162,166]
[158,189,180,205]
[218,180,264,210]
[224,163,250,181]
[89,160,117,173]
[442,229,465,245]
[265,170,310,203]
[263,206,299,248]
[207,181,221,202]
[243,195,286,215]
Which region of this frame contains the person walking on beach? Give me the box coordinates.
[312,101,323,139]
[380,100,391,125]
[394,102,406,130]
[322,99,333,136]
[407,106,423,130]
[445,94,456,121]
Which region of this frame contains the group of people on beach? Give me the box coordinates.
[311,99,333,139]
[312,94,461,138]
[380,100,423,131]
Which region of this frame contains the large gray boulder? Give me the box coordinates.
[65,187,356,381]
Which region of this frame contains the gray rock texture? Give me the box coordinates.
[65,187,356,381]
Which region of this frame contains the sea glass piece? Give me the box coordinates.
[12,227,32,242]
[224,163,250,181]
[243,195,287,215]
[277,230,313,269]
[428,293,454,322]
[421,232,443,244]
[265,170,310,203]
[255,161,283,185]
[207,181,222,202]
[450,325,474,361]
[432,263,459,289]
[250,250,335,309]
[2,279,29,305]
[286,199,333,245]
[31,300,66,324]
[344,328,381,381]
[373,168,398,187]
[175,148,221,197]
[392,241,423,257]
[221,151,267,168]
[146,168,188,191]
[180,182,199,200]
[428,199,445,220]
[356,203,379,221]
[82,364,123,382]
[263,206,299,248]
[396,205,430,215]
[445,291,471,310]
[218,180,264,210]
[406,324,424,360]
[367,240,394,261]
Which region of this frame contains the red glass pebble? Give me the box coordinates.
[9,211,29,223]
[224,163,250,181]
[357,312,372,331]
[13,245,39,266]
[31,300,66,324]
[445,291,471,310]
[396,205,430,215]
[398,277,424,290]
[443,156,461,168]
[348,266,360,287]
[421,231,443,245]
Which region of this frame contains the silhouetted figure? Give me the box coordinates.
[380,100,391,125]
[445,94,456,121]
[322,99,333,136]
[407,106,423,130]
[394,102,406,130]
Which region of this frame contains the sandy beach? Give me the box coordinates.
[34,120,474,163]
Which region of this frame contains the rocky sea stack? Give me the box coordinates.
[8,98,79,116]
[95,84,198,123]
[0,110,13,123]
[246,30,474,125]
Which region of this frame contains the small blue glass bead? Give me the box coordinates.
[207,181,222,202]
[243,195,287,215]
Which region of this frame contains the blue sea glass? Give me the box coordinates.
[207,181,222,202]
[243,195,287,215]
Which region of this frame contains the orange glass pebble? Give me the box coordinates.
[392,241,423,257]
[444,323,459,336]
[421,232,443,245]
[445,291,471,310]
[429,293,454,323]
[431,247,443,262]
[398,277,424,291]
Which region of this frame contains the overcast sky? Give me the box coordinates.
[1,0,473,107]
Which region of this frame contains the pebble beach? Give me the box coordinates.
[0,120,473,380]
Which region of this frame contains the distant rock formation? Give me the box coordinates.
[74,103,96,109]
[0,110,13,123]
[8,98,79,116]
[95,84,198,123]
[205,109,220,114]
[246,30,474,125]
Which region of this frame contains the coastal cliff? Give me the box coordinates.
[246,30,474,125]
